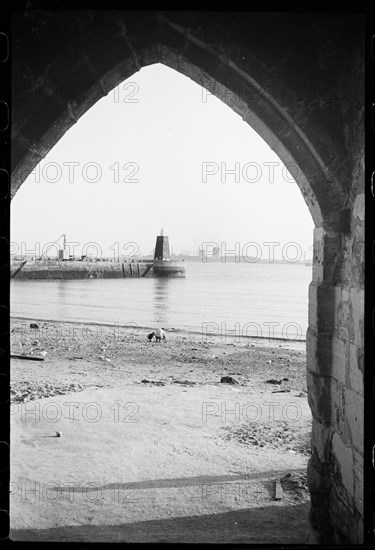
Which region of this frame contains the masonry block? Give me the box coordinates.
[310,419,332,463]
[349,287,364,346]
[348,343,364,395]
[330,337,349,385]
[330,483,359,544]
[357,517,364,543]
[307,371,344,428]
[307,491,333,543]
[307,330,347,386]
[316,283,342,332]
[352,192,364,222]
[312,227,325,283]
[344,388,364,453]
[311,229,346,285]
[353,448,363,516]
[332,432,354,496]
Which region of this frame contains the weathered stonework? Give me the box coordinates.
[10,11,364,543]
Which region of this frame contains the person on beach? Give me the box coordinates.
[147,331,156,342]
[155,328,167,342]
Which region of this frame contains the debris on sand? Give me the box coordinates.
[280,471,309,499]
[221,419,311,456]
[11,354,45,361]
[141,379,165,386]
[220,376,238,385]
[11,382,90,402]
[265,377,290,385]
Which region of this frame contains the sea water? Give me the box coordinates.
[11,261,312,342]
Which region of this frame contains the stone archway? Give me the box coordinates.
[11,10,364,543]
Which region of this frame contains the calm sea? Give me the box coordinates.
[10,261,312,342]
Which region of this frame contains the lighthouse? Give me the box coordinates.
[154,227,171,261]
[152,228,186,277]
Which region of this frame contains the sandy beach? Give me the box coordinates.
[10,317,312,543]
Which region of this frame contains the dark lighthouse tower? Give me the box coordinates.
[154,228,170,260]
[152,228,185,277]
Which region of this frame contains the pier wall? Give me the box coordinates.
[14,261,154,279]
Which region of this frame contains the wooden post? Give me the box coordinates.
[273,479,283,500]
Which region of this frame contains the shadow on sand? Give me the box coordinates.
[11,503,309,543]
[11,470,309,543]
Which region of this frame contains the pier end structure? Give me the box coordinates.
[154,228,171,261]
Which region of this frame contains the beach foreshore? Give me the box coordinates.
[10,316,312,543]
[10,315,307,400]
[11,315,306,350]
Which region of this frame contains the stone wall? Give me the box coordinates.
[307,195,364,543]
[12,260,154,279]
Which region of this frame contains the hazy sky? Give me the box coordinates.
[11,63,314,261]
